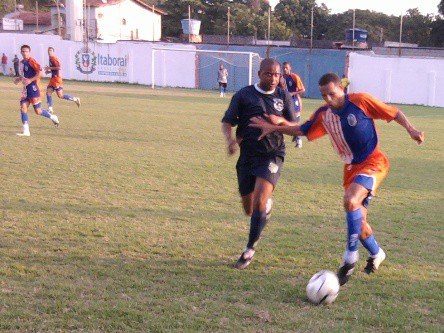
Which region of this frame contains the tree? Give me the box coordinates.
[274,0,329,39]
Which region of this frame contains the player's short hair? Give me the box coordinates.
[282,62,291,67]
[259,58,280,71]
[318,73,341,86]
[21,45,31,52]
[48,47,55,52]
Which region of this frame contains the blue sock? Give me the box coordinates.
[47,95,53,107]
[21,112,28,124]
[247,210,267,249]
[346,209,363,252]
[41,110,51,118]
[361,235,380,256]
[63,94,74,101]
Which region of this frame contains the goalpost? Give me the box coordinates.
[151,47,262,92]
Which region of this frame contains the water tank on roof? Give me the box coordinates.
[345,28,368,43]
[181,19,201,35]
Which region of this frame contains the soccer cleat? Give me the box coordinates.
[337,262,356,286]
[296,137,303,148]
[16,130,30,137]
[265,197,273,221]
[364,248,386,274]
[74,97,81,108]
[48,106,54,114]
[234,248,255,270]
[51,115,60,128]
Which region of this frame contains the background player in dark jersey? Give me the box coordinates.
[14,45,60,137]
[250,73,424,284]
[45,47,80,113]
[282,62,305,148]
[221,58,298,269]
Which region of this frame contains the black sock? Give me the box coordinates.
[247,210,268,249]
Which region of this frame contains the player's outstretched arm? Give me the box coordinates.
[394,110,425,144]
[249,117,302,140]
[221,122,238,156]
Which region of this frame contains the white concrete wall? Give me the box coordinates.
[349,52,444,107]
[0,33,196,88]
[95,0,161,42]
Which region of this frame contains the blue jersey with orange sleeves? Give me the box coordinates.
[48,55,63,88]
[284,73,304,112]
[300,93,399,164]
[21,57,43,99]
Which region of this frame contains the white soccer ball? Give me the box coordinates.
[306,270,340,305]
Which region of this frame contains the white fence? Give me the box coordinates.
[349,52,444,107]
[1,33,443,107]
[0,33,197,88]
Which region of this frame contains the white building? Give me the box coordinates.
[51,0,167,42]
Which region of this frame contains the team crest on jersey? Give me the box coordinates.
[273,98,284,112]
[75,47,97,74]
[347,114,358,127]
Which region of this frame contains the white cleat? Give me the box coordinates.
[364,248,386,274]
[51,115,60,128]
[74,97,81,108]
[16,131,30,137]
[48,106,54,114]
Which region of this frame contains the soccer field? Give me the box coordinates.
[0,76,442,332]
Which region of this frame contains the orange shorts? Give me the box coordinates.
[343,149,389,196]
[48,76,63,90]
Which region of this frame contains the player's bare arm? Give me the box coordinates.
[249,117,302,140]
[221,122,238,155]
[394,110,425,144]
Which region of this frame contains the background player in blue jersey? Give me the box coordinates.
[221,58,298,269]
[250,73,424,284]
[45,47,80,113]
[14,45,59,137]
[282,62,305,148]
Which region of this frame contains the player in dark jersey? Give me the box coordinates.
[221,58,298,269]
[45,47,80,113]
[14,45,60,137]
[250,73,424,284]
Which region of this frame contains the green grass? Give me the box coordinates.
[0,76,443,332]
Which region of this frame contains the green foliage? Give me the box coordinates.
[0,76,443,331]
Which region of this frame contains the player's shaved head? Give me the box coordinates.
[319,73,341,86]
[259,58,280,71]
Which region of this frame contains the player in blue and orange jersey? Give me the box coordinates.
[282,62,305,148]
[45,47,80,113]
[14,45,60,136]
[250,72,424,285]
[222,58,298,270]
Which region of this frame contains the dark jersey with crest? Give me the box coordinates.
[222,84,297,158]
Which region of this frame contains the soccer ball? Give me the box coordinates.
[306,270,340,305]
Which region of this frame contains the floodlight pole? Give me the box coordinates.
[352,9,355,49]
[227,6,230,47]
[310,7,314,51]
[399,12,403,56]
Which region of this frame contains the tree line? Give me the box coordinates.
[1,0,443,47]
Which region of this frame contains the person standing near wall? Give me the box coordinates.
[13,55,20,77]
[282,62,305,148]
[1,53,7,75]
[217,64,228,97]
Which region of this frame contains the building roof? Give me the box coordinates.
[49,0,167,15]
[7,10,51,26]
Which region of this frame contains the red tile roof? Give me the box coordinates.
[13,10,51,26]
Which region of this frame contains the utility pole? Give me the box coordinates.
[227,6,230,47]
